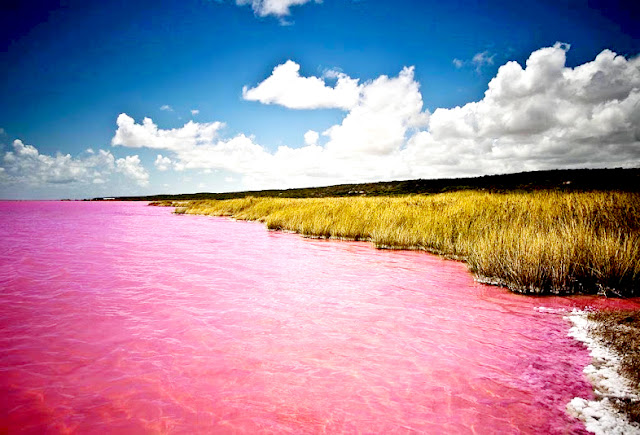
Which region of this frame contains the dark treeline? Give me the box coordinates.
[100,168,640,201]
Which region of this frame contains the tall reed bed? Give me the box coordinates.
[168,191,640,296]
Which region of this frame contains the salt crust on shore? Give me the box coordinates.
[565,310,640,434]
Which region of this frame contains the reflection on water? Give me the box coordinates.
[1,201,639,433]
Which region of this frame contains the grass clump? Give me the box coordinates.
[163,191,640,296]
[587,310,640,422]
[149,200,175,207]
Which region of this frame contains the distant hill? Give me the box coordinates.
[103,168,640,201]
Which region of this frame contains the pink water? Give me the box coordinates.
[1,201,639,434]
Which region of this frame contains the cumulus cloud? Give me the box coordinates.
[191,109,199,116]
[113,44,640,190]
[242,60,361,110]
[154,154,172,171]
[2,140,116,185]
[304,130,319,146]
[445,41,638,172]
[112,65,430,188]
[256,66,430,185]
[160,105,173,111]
[235,0,319,18]
[115,155,149,186]
[407,43,640,177]
[113,114,271,174]
[323,66,429,156]
[112,114,225,151]
[0,139,151,192]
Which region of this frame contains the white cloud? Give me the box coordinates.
[322,68,343,79]
[191,109,200,116]
[303,130,319,146]
[407,43,640,177]
[471,50,495,71]
[115,155,149,186]
[323,66,429,156]
[160,105,173,111]
[242,60,361,110]
[112,114,224,151]
[0,139,152,194]
[112,44,640,190]
[113,114,270,174]
[235,0,319,18]
[154,154,172,171]
[453,50,496,72]
[2,140,116,185]
[112,66,429,188]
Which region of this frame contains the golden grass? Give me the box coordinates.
[165,191,640,296]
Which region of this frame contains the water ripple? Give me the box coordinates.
[1,201,639,433]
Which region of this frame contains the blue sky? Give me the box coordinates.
[1,0,639,199]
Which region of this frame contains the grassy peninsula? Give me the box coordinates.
[154,190,640,297]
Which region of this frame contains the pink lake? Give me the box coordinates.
[1,201,639,434]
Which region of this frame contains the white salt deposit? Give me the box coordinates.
[566,310,640,434]
[534,306,568,314]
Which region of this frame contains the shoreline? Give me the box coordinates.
[154,191,640,297]
[567,311,640,433]
[152,193,640,428]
